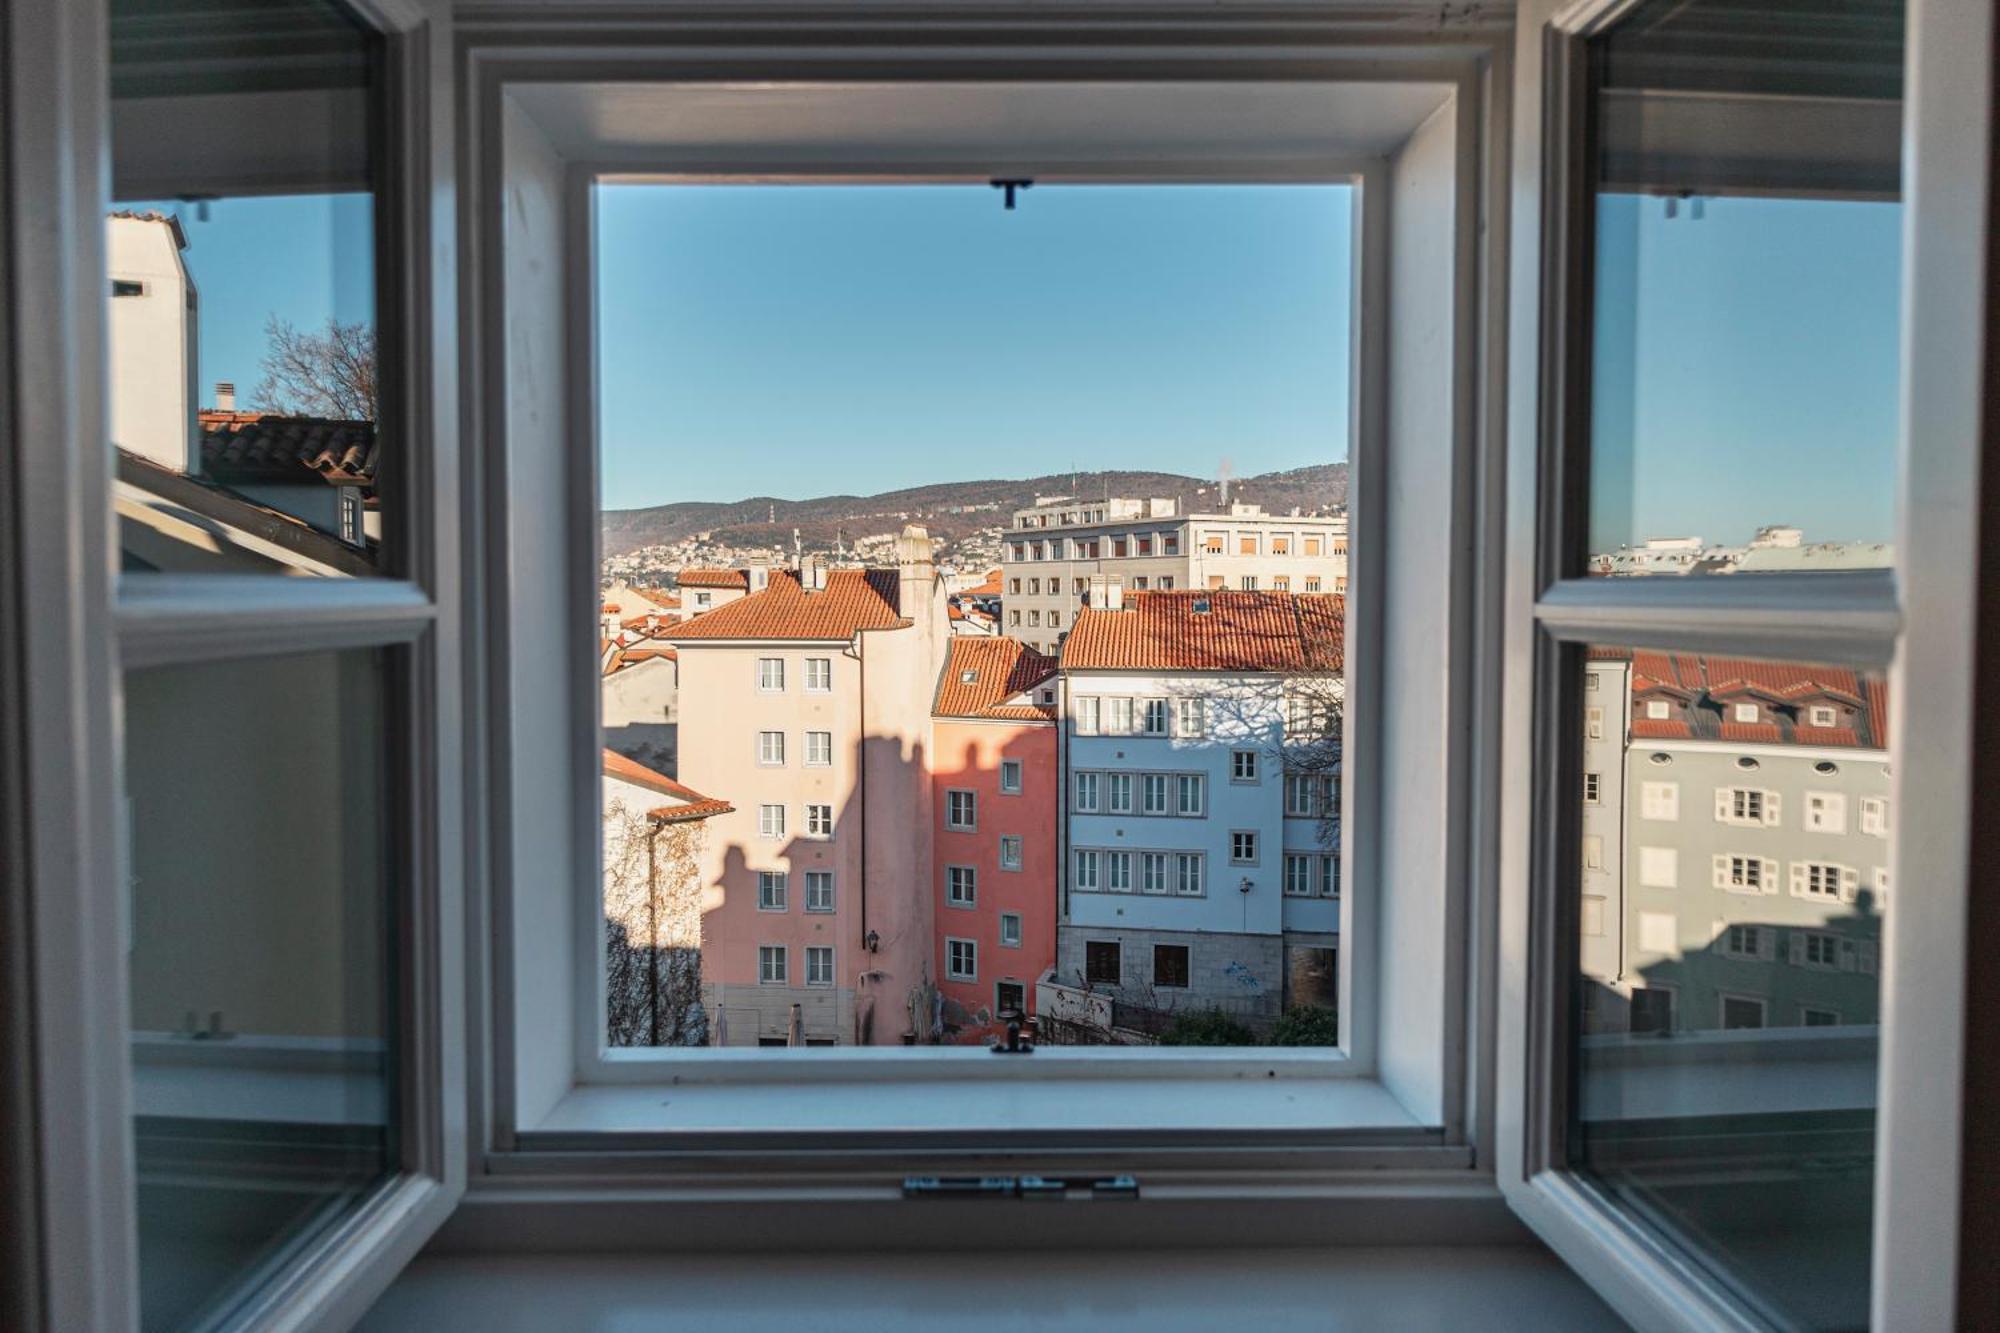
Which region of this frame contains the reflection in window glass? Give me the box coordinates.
[125,650,394,1331]
[1573,646,1887,1328]
[594,186,1354,1049]
[1583,0,1903,576]
[109,0,383,577]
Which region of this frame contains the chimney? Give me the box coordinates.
[747,559,770,593]
[214,381,235,412]
[1087,573,1125,612]
[800,554,826,591]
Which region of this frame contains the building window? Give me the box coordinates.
[946,865,977,907]
[1105,697,1134,734]
[1230,831,1258,865]
[1203,532,1224,554]
[1009,578,1021,595]
[111,278,147,297]
[1271,534,1292,555]
[1231,751,1258,783]
[1142,698,1169,735]
[1162,533,1180,555]
[757,871,788,911]
[1804,791,1848,834]
[340,489,364,545]
[1240,575,1258,591]
[999,759,1023,794]
[805,731,832,766]
[758,804,785,838]
[1238,535,1258,556]
[1105,851,1132,892]
[1074,771,1100,812]
[1175,773,1206,817]
[1639,781,1678,821]
[806,804,833,838]
[1154,944,1190,989]
[1860,796,1889,837]
[946,938,977,982]
[999,913,1022,948]
[805,657,832,692]
[1318,854,1339,898]
[1718,925,1773,961]
[996,980,1027,1016]
[1141,773,1168,815]
[1140,852,1170,894]
[999,836,1023,871]
[1111,537,1127,558]
[1585,706,1604,739]
[1074,696,1099,734]
[805,946,834,987]
[1583,835,1603,870]
[1049,610,1061,628]
[1582,771,1602,804]
[1719,786,1779,826]
[1720,995,1767,1031]
[1303,535,1323,557]
[1792,861,1855,901]
[945,789,977,830]
[1733,702,1759,723]
[1175,853,1205,896]
[1073,849,1100,891]
[759,946,787,985]
[1283,854,1312,896]
[1085,941,1121,986]
[756,657,785,691]
[1714,854,1776,895]
[805,871,834,913]
[1645,700,1670,720]
[757,730,785,766]
[1009,610,1021,626]
[1808,704,1839,727]
[1304,577,1321,592]
[1283,773,1320,817]
[1629,988,1674,1036]
[1027,609,1040,627]
[1802,1007,1842,1028]
[1175,696,1206,736]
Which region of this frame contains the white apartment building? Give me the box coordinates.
[1002,496,1349,654]
[1579,651,1890,1036]
[1054,590,1343,1032]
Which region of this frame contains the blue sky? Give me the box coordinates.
[1590,193,1901,551]
[116,193,375,403]
[595,185,1355,508]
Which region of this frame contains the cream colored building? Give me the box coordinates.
[1001,497,1349,654]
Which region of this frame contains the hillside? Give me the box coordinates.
[601,463,1348,558]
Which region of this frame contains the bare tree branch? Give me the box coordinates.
[251,315,377,420]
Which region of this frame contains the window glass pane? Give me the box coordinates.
[1573,645,1888,1327]
[125,650,394,1329]
[598,185,1351,1050]
[110,0,386,576]
[1584,0,1903,575]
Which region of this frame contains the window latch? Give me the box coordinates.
[903,1175,1139,1200]
[990,1009,1033,1055]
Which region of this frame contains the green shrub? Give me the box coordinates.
[1272,1005,1339,1046]
[1157,1009,1258,1046]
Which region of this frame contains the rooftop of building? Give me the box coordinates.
[1595,649,1888,749]
[674,568,752,590]
[665,567,910,642]
[601,749,732,823]
[1060,589,1344,673]
[933,637,1059,721]
[198,409,377,488]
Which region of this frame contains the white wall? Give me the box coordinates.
[502,95,575,1127]
[106,215,196,473]
[1376,94,1461,1124]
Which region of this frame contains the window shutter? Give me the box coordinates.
[1839,940,1859,973]
[1711,855,1728,889]
[1763,791,1782,827]
[1859,941,1879,976]
[1714,788,1731,820]
[1788,933,1806,966]
[1840,866,1859,902]
[1762,858,1780,895]
[1789,862,1807,898]
[1758,929,1777,962]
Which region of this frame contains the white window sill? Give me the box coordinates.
[535,1051,1423,1139]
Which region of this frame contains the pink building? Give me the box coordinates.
[931,637,1060,1044]
[666,536,948,1046]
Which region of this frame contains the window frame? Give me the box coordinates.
[1493,1,1988,1329]
[6,0,468,1323]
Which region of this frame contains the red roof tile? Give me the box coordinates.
[601,749,732,822]
[960,568,1004,598]
[1631,718,1695,739]
[675,568,751,591]
[934,637,1059,721]
[1791,726,1862,748]
[666,569,908,642]
[198,410,376,486]
[1060,591,1344,673]
[1718,721,1783,743]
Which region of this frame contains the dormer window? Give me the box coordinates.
[1645,699,1670,720]
[1733,703,1759,723]
[1809,704,1839,727]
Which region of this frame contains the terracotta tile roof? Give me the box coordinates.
[604,645,677,677]
[961,568,1004,598]
[675,568,751,590]
[601,749,732,822]
[666,568,907,642]
[934,637,1059,721]
[1597,649,1888,748]
[198,410,377,486]
[1060,591,1345,673]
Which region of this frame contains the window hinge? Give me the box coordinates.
[902,1175,1140,1201]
